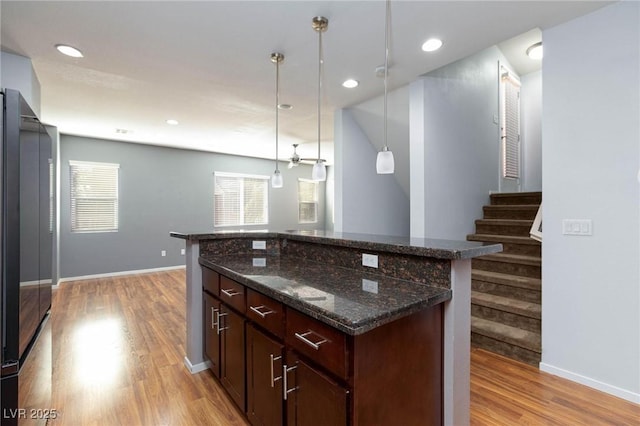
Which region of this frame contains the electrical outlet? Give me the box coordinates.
[180,248,185,256]
[252,240,267,250]
[161,250,166,257]
[252,258,267,267]
[362,253,378,268]
[562,219,593,236]
[362,279,379,294]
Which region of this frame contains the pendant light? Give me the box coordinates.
[271,52,284,188]
[311,16,328,182]
[376,0,395,174]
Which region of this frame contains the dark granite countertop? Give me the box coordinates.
[171,229,501,260]
[199,254,451,336]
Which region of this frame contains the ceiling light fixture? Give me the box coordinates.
[271,52,284,189]
[311,16,328,182]
[278,103,293,110]
[376,0,395,175]
[166,119,179,125]
[526,42,543,60]
[342,79,359,89]
[421,38,443,52]
[55,44,84,58]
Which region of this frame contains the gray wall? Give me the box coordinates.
[410,46,508,240]
[334,109,409,237]
[541,2,639,402]
[60,135,324,278]
[521,70,542,192]
[1,51,41,116]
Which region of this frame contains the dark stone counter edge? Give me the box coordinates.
[170,231,502,260]
[199,257,452,336]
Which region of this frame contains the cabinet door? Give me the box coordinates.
[220,306,246,412]
[246,325,284,426]
[285,352,348,426]
[203,292,221,378]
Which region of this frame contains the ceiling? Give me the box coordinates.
[0,1,611,164]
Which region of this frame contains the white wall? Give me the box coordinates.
[0,51,41,116]
[410,46,507,240]
[334,109,409,236]
[541,1,640,403]
[520,70,542,192]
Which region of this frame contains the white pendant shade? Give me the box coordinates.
[271,169,283,188]
[376,149,395,174]
[312,161,326,181]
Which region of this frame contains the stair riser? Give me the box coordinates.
[472,280,540,304]
[490,194,542,206]
[500,242,541,257]
[471,333,540,366]
[471,304,540,333]
[483,207,538,220]
[473,259,541,279]
[475,223,532,237]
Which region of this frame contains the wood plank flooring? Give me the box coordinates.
[42,270,639,425]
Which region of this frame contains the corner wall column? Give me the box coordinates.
[184,241,207,373]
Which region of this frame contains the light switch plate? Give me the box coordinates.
[562,219,593,236]
[362,253,378,268]
[252,240,267,250]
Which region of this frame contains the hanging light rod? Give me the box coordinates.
[271,52,284,188]
[376,0,395,174]
[311,16,328,182]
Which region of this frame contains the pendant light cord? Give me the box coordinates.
[275,57,280,172]
[317,27,323,161]
[383,0,390,151]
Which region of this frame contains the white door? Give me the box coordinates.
[499,64,521,193]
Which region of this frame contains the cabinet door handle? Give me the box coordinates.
[249,305,275,318]
[211,307,219,329]
[294,331,328,350]
[270,354,282,388]
[221,288,242,297]
[283,364,297,400]
[216,312,229,335]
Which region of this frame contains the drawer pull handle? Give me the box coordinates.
[283,364,298,400]
[249,305,275,318]
[216,312,229,335]
[270,354,282,388]
[211,307,219,329]
[294,331,328,350]
[221,288,242,297]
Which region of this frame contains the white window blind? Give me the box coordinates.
[298,179,318,224]
[214,172,269,227]
[69,160,119,232]
[501,70,521,179]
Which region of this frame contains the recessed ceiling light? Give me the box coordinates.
[166,119,179,126]
[55,44,83,58]
[526,42,543,60]
[115,128,132,134]
[342,79,359,89]
[278,104,293,110]
[421,38,443,52]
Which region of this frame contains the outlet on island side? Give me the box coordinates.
[362,253,378,268]
[180,248,185,256]
[161,250,166,257]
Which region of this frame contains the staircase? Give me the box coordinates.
[467,192,542,365]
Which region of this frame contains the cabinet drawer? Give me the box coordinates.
[247,289,285,338]
[202,267,219,296]
[220,276,246,314]
[286,308,348,380]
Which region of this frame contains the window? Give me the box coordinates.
[214,172,269,227]
[298,179,318,223]
[69,160,119,232]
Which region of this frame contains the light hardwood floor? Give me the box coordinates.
[42,270,638,425]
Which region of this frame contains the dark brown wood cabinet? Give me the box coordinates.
[202,266,443,426]
[246,324,284,426]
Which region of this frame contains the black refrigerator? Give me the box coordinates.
[0,89,53,425]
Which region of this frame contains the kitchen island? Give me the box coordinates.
[170,230,501,425]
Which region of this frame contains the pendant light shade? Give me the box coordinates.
[271,52,284,188]
[312,16,328,182]
[377,0,395,175]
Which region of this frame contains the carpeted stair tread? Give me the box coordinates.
[490,192,542,206]
[467,233,541,246]
[477,253,541,266]
[471,291,541,319]
[475,219,533,226]
[472,270,541,291]
[471,316,541,353]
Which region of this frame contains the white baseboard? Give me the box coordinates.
[184,356,210,374]
[59,265,186,284]
[540,362,640,404]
